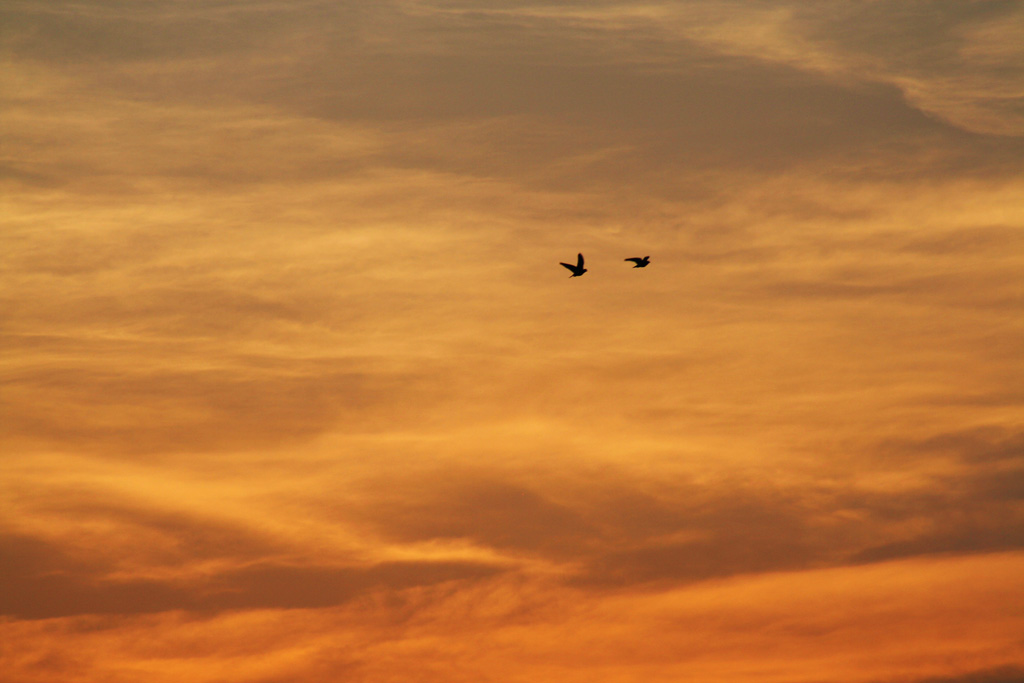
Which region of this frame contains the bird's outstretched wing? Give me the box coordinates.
[576,253,585,269]
[560,262,577,272]
[624,257,643,264]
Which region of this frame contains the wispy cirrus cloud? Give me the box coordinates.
[435,0,1024,137]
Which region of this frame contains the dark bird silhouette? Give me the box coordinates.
[560,253,587,277]
[625,256,651,268]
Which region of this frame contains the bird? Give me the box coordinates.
[560,253,587,277]
[625,256,650,268]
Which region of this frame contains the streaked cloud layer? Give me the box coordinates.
[2,1,1022,681]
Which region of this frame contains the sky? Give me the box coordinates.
[2,1,1023,681]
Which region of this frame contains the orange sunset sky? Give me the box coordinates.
[2,1,1023,682]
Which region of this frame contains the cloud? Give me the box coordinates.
[841,428,1024,563]
[852,522,1024,565]
[636,0,1024,136]
[878,426,1024,465]
[7,0,1023,207]
[795,0,1024,136]
[0,0,366,64]
[352,476,598,561]
[380,1,1024,137]
[2,2,1022,680]
[1,360,392,454]
[880,666,1024,683]
[3,554,1023,682]
[0,528,503,619]
[27,451,998,613]
[326,428,1024,587]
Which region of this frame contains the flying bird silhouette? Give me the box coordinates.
[560,253,587,277]
[625,256,650,268]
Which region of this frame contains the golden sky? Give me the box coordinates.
[2,1,1023,681]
